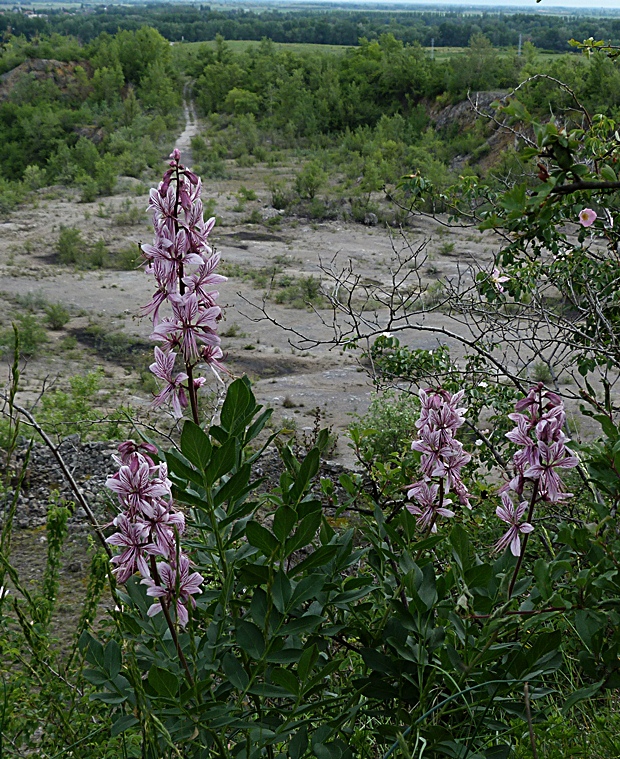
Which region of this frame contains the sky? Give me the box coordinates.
[294,0,620,10]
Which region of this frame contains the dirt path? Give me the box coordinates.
[174,89,199,165]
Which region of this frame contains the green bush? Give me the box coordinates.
[44,302,71,330]
[350,389,420,463]
[56,226,87,265]
[294,160,326,199]
[37,371,105,438]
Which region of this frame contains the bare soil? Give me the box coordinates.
[0,161,500,471]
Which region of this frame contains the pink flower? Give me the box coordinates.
[494,493,534,557]
[149,347,189,418]
[407,388,471,529]
[142,555,203,627]
[524,442,579,503]
[406,481,454,532]
[491,267,510,293]
[578,208,597,228]
[106,457,171,517]
[106,513,154,583]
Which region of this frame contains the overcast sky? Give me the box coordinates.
[299,0,620,10]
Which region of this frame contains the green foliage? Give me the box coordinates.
[55,227,134,269]
[0,314,48,358]
[44,302,71,330]
[350,389,420,463]
[37,371,105,438]
[295,161,327,200]
[65,377,620,758]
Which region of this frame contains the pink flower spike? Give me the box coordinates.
[578,208,597,228]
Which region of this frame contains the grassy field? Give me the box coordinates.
[177,39,352,55]
[177,39,565,60]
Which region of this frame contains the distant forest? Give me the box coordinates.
[1,4,620,51]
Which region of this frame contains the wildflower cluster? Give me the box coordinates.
[407,388,471,532]
[496,384,579,556]
[106,441,202,626]
[142,148,226,421]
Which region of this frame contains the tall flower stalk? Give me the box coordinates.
[407,388,472,535]
[142,148,226,424]
[498,384,579,596]
[104,153,222,677]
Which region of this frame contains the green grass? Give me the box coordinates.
[178,39,565,61]
[177,39,351,56]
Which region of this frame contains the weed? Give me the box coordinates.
[531,361,553,383]
[71,324,152,370]
[44,303,71,330]
[0,314,48,357]
[56,226,87,265]
[245,209,262,224]
[439,241,455,255]
[350,390,420,463]
[221,322,245,338]
[237,186,257,201]
[37,371,107,439]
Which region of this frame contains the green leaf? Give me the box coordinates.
[416,564,437,610]
[206,438,238,486]
[562,679,605,715]
[148,666,179,698]
[290,575,326,608]
[601,164,617,182]
[245,408,273,445]
[104,640,121,679]
[271,667,299,695]
[236,619,265,659]
[450,524,472,571]
[111,715,139,737]
[273,505,297,543]
[289,447,320,503]
[222,653,249,691]
[180,421,212,471]
[297,644,319,682]
[278,614,324,636]
[79,630,104,668]
[272,570,292,614]
[575,609,607,652]
[246,521,279,556]
[220,377,252,432]
[360,648,394,674]
[290,726,309,759]
[247,683,293,698]
[533,558,552,601]
[286,511,322,555]
[166,449,204,490]
[289,545,338,577]
[213,463,252,508]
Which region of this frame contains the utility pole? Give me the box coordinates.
[431,37,435,60]
[518,32,522,56]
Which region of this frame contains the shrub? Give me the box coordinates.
[350,389,420,463]
[295,160,326,199]
[44,302,71,330]
[56,226,87,265]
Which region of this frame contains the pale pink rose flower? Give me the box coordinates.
[578,208,597,228]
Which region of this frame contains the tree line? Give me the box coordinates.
[1,5,620,52]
